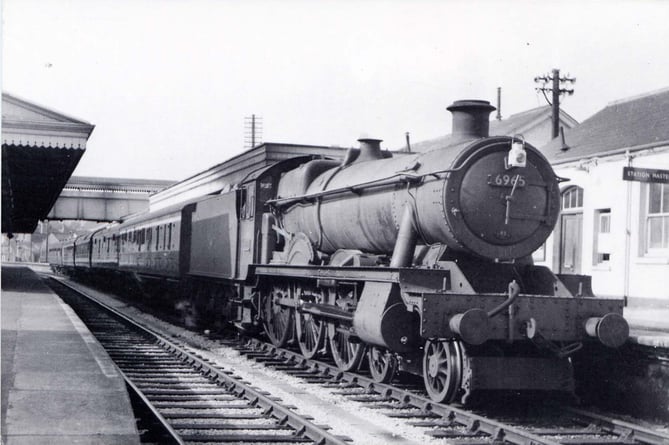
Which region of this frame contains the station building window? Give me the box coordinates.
[593,209,611,265]
[643,183,669,255]
[557,186,584,274]
[562,186,583,210]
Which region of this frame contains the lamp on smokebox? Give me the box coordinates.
[507,134,527,168]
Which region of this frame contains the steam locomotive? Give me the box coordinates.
[49,100,629,404]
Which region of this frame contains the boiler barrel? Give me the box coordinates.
[278,137,559,261]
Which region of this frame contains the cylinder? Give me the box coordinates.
[353,282,420,353]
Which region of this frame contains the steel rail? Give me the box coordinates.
[564,407,669,445]
[50,277,349,445]
[243,338,561,445]
[243,337,669,445]
[121,368,185,445]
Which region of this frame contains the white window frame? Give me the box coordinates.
[593,209,611,265]
[643,183,669,257]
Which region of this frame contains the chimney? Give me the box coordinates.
[356,137,384,162]
[559,126,569,151]
[447,100,496,141]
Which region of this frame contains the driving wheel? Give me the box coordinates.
[260,284,294,347]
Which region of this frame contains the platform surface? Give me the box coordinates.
[1,264,140,444]
[625,304,669,349]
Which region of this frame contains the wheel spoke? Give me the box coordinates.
[261,286,293,347]
[423,339,463,403]
[330,330,363,371]
[368,346,397,383]
[325,287,364,371]
[296,289,326,359]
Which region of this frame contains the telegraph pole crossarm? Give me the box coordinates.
[534,68,575,139]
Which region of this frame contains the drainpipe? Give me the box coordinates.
[623,151,632,306]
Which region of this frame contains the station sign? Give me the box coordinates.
[622,167,669,184]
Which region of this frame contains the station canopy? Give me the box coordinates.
[2,92,94,235]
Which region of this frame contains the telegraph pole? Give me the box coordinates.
[534,69,575,138]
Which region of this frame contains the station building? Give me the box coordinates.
[536,88,669,305]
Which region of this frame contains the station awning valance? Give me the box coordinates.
[2,93,94,234]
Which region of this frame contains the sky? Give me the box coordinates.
[3,0,669,181]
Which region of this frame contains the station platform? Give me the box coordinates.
[1,264,140,444]
[624,304,669,349]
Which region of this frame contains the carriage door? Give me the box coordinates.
[559,186,583,274]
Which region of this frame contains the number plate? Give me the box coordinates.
[487,173,526,188]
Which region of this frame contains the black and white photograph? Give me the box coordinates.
[2,1,668,443]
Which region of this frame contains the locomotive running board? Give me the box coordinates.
[251,264,455,293]
[253,264,401,282]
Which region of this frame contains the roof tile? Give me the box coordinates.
[542,87,669,163]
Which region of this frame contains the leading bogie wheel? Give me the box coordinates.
[260,285,294,347]
[368,346,397,383]
[423,338,464,403]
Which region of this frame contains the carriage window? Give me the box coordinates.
[168,224,173,250]
[156,226,160,250]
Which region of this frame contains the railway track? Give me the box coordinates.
[49,276,669,445]
[237,338,669,445]
[49,277,349,445]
